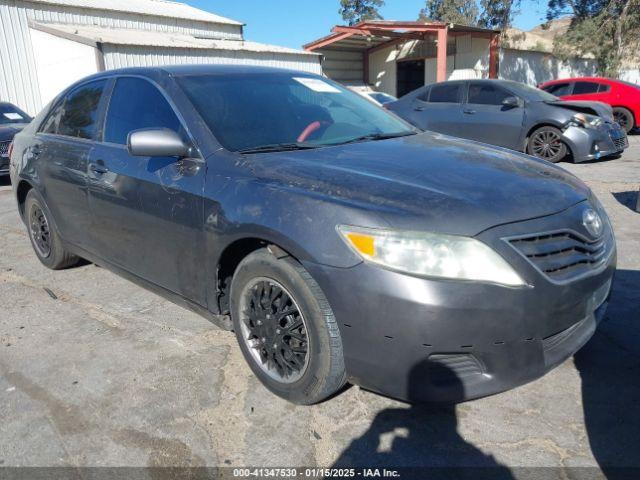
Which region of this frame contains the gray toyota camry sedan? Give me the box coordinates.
[10,66,615,404]
[387,79,628,163]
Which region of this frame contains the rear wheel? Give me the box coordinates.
[230,248,346,404]
[25,190,79,270]
[527,126,568,163]
[613,107,634,133]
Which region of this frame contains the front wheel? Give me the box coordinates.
[230,248,346,404]
[613,107,634,133]
[527,126,568,163]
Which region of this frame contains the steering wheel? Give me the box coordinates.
[297,120,330,143]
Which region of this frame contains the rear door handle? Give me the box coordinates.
[463,109,476,115]
[89,163,109,174]
[414,106,426,112]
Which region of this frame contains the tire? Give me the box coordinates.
[527,126,568,163]
[613,107,634,134]
[25,189,79,270]
[230,248,346,404]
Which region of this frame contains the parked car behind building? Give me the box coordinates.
[0,102,31,176]
[538,77,640,133]
[387,79,628,163]
[11,66,615,405]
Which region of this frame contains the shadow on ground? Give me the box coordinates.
[333,269,640,480]
[612,191,639,213]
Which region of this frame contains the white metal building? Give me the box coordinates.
[0,0,322,114]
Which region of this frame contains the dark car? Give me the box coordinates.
[387,79,628,163]
[0,102,32,176]
[539,77,640,133]
[10,66,615,404]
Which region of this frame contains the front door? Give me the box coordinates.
[34,80,108,248]
[87,76,207,305]
[397,60,425,98]
[458,82,525,150]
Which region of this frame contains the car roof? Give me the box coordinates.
[87,64,313,81]
[540,77,616,85]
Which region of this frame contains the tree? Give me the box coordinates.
[479,0,521,30]
[419,0,480,25]
[546,0,640,76]
[339,0,385,25]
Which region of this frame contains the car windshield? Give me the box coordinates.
[0,104,30,125]
[502,81,559,102]
[177,73,415,152]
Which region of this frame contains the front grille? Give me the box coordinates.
[0,141,9,158]
[428,354,484,383]
[508,231,611,283]
[612,135,628,150]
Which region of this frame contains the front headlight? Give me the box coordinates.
[566,113,604,129]
[338,226,526,287]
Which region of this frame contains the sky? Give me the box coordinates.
[187,0,549,49]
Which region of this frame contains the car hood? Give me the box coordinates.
[0,123,27,141]
[245,132,590,236]
[545,100,614,122]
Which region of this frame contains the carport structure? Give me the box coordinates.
[304,21,500,97]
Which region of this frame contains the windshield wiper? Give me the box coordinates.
[238,142,318,154]
[337,131,417,146]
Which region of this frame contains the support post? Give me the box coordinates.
[436,27,448,82]
[489,33,500,79]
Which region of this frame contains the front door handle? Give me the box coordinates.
[414,106,426,112]
[463,109,476,115]
[89,163,109,175]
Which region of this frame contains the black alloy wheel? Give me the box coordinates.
[230,248,346,404]
[613,107,634,134]
[29,203,51,258]
[239,278,310,383]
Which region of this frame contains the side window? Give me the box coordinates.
[598,83,611,93]
[467,83,511,105]
[573,81,600,94]
[40,100,65,134]
[57,81,107,139]
[429,84,462,103]
[417,87,431,102]
[104,77,181,145]
[544,82,572,96]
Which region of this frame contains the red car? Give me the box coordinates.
[539,77,640,133]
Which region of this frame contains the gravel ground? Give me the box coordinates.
[0,136,639,478]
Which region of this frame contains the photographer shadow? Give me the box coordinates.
[332,361,515,480]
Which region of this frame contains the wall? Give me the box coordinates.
[317,49,362,84]
[499,48,597,85]
[103,45,323,75]
[620,69,640,85]
[30,27,97,106]
[0,0,41,113]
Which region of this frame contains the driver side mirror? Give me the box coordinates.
[502,96,521,109]
[127,128,192,158]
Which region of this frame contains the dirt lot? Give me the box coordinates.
[1,137,639,477]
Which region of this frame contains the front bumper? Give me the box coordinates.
[562,123,628,162]
[304,203,616,403]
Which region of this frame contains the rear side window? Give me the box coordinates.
[104,77,181,145]
[417,87,431,102]
[543,82,572,96]
[598,83,611,93]
[467,83,511,105]
[41,80,106,139]
[57,81,107,139]
[429,84,462,103]
[573,81,600,94]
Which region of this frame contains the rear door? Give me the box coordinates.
[87,76,207,305]
[457,81,525,150]
[34,80,108,248]
[408,82,465,136]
